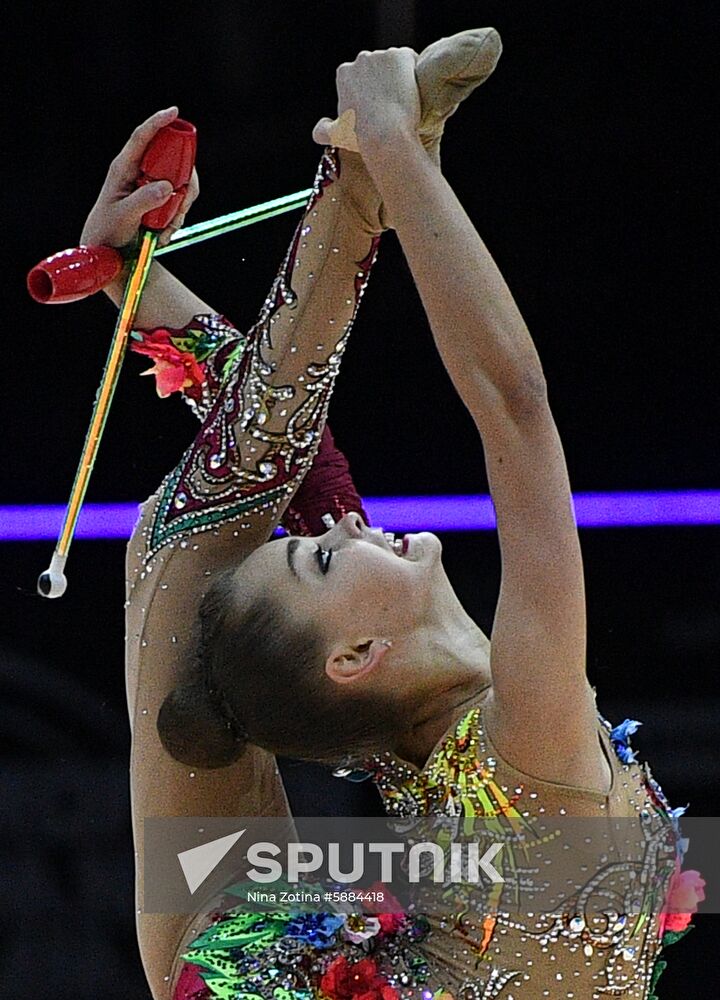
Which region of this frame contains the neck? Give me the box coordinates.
[394,681,491,769]
[392,621,492,769]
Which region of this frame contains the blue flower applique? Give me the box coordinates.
[610,719,642,764]
[285,912,345,949]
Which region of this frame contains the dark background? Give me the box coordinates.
[2,2,718,997]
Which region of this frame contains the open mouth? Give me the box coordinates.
[382,531,409,556]
[320,513,412,559]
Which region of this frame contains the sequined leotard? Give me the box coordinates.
[170,697,686,1000]
[125,149,690,1000]
[125,146,384,1000]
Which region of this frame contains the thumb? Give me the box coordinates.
[316,109,360,152]
[312,117,335,146]
[123,179,174,217]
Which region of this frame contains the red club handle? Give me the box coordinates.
[137,118,197,231]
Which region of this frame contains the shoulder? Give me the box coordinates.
[482,685,614,795]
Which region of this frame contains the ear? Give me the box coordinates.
[325,638,392,686]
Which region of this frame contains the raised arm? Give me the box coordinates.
[340,50,602,786]
[82,108,380,566]
[129,143,381,562]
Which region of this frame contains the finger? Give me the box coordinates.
[109,106,179,185]
[179,168,199,215]
[158,210,186,247]
[121,179,174,219]
[312,117,334,146]
[159,213,187,247]
[313,111,360,151]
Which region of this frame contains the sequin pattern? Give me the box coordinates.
[172,707,683,1000]
[361,707,683,998]
[177,909,436,1000]
[143,149,380,561]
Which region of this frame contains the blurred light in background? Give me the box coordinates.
[2,491,719,540]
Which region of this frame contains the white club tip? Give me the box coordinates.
[37,552,69,598]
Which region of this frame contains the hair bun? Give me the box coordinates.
[157,679,247,769]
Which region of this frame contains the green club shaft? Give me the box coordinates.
[155,188,313,256]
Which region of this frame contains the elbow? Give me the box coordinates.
[498,367,549,424]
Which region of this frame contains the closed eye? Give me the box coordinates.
[315,545,333,574]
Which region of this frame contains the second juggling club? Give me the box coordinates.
[37,119,197,598]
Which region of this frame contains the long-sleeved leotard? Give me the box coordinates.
[123,145,690,1000]
[125,146,383,1000]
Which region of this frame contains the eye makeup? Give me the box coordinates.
[315,545,333,574]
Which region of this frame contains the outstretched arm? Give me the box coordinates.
[83,109,375,551]
[130,144,381,561]
[343,50,598,785]
[124,127,384,1000]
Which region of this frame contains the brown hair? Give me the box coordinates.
[157,566,402,769]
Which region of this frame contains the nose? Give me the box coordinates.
[337,511,365,538]
[320,511,365,546]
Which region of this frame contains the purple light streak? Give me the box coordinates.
[1,492,718,541]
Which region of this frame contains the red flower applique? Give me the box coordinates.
[131,328,207,398]
[363,881,405,934]
[320,956,399,1000]
[377,912,404,935]
[659,866,706,936]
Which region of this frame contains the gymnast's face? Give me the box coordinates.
[236,512,451,689]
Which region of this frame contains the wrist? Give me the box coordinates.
[102,269,130,308]
[357,123,423,162]
[359,129,437,202]
[333,149,385,235]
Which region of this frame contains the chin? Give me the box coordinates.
[406,531,443,565]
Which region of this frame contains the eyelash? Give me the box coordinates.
[315,545,333,574]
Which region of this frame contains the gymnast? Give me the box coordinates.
[78,29,695,1000]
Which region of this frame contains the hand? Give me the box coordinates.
[80,107,199,251]
[313,48,421,154]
